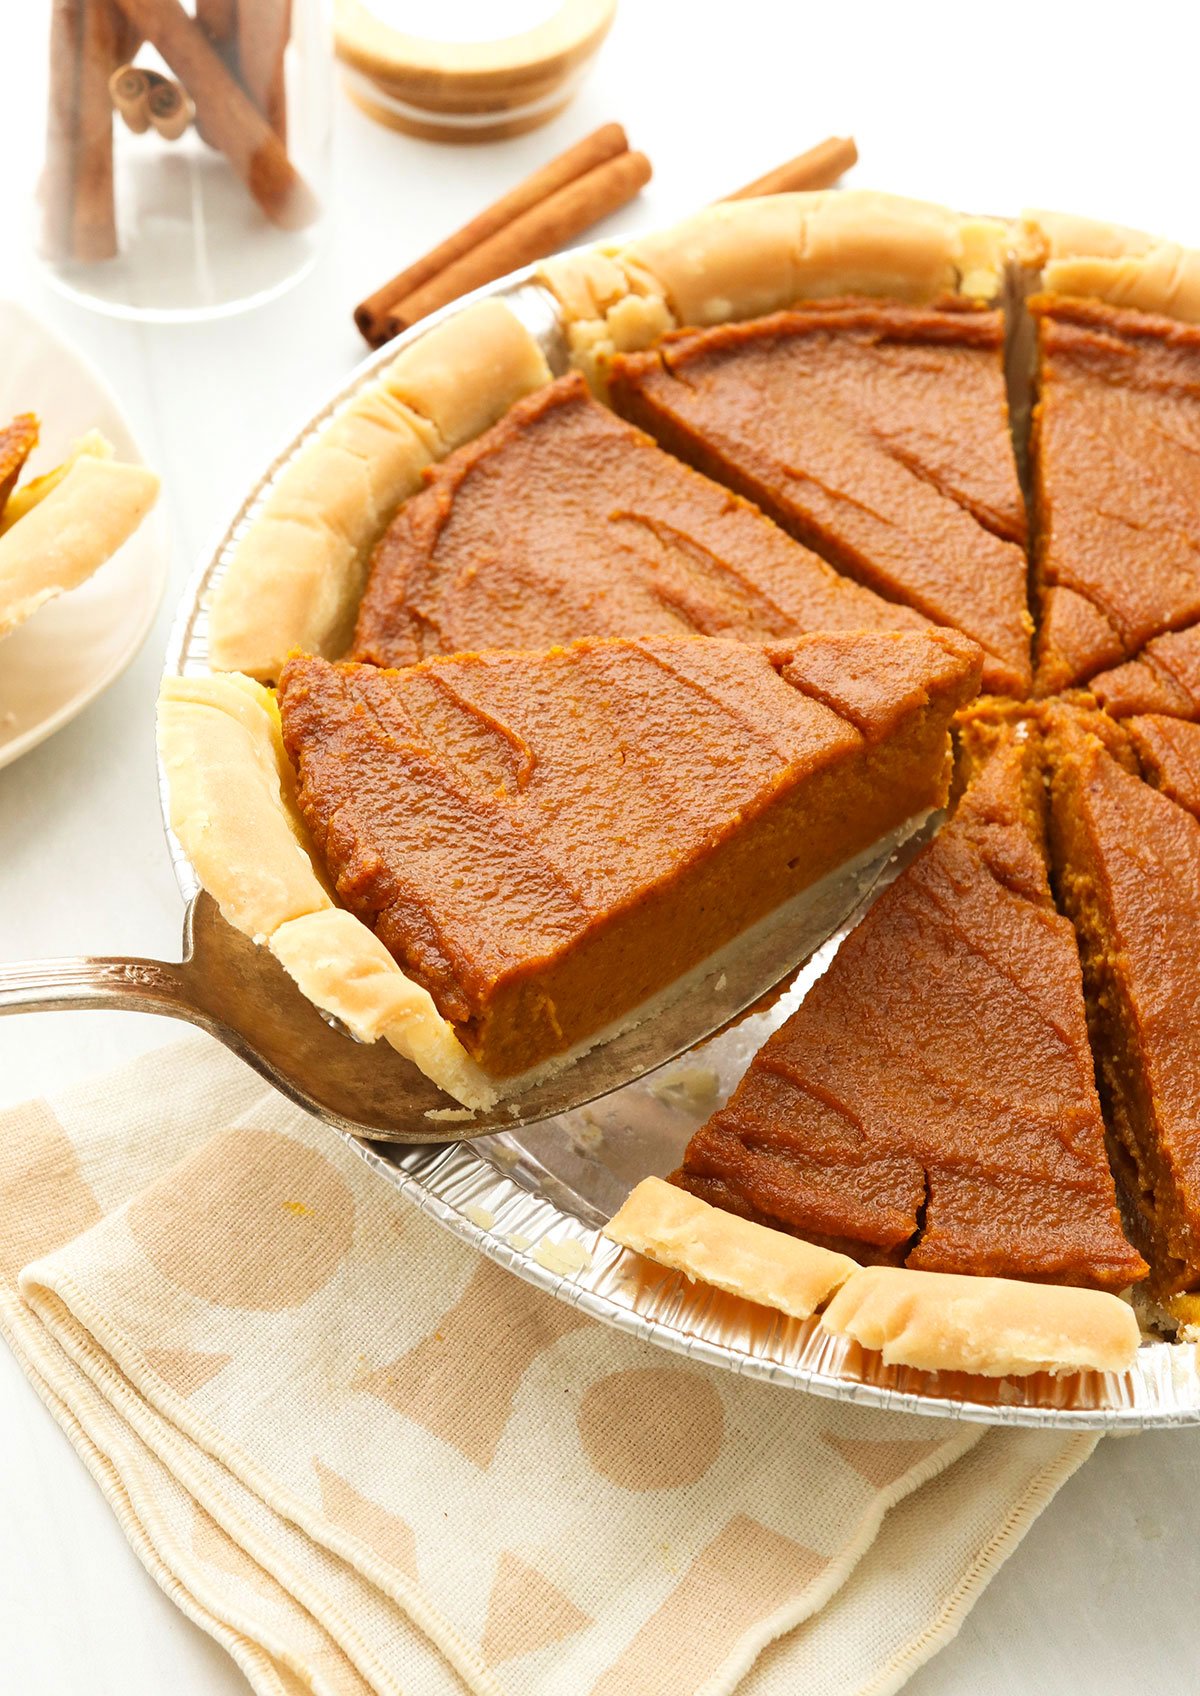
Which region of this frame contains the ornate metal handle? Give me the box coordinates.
[0,954,196,1021]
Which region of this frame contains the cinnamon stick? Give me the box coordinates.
[147,76,192,141]
[383,148,651,341]
[110,0,316,228]
[72,0,124,262]
[110,63,152,133]
[354,121,631,345]
[41,0,83,261]
[236,0,290,144]
[196,0,237,51]
[195,0,237,147]
[724,135,858,202]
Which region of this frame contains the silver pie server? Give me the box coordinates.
[0,815,936,1143]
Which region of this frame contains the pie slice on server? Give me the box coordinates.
[159,627,981,1109]
[607,302,1032,695]
[275,630,981,1085]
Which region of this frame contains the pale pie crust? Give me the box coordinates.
[1018,208,1200,322]
[821,1264,1141,1378]
[604,1181,1140,1376]
[0,444,159,640]
[603,1177,857,1320]
[538,189,1009,389]
[207,298,552,682]
[157,672,497,1110]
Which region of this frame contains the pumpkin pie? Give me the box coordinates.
[350,371,930,668]
[672,714,1145,1292]
[275,629,980,1079]
[604,1179,1140,1376]
[1047,713,1200,1304]
[607,301,1032,694]
[540,190,1009,391]
[1029,296,1200,694]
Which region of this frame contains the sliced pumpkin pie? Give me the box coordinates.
[275,629,980,1080]
[607,301,1032,695]
[351,372,929,668]
[1029,296,1200,693]
[1047,713,1200,1307]
[672,714,1145,1292]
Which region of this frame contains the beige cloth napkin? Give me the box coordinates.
[0,1035,1095,1696]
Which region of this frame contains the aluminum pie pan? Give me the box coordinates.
[161,256,1200,1431]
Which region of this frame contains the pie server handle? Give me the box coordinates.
[0,893,471,1143]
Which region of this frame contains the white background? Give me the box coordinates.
[3,2,1200,1690]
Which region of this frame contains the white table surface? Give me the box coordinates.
[3,3,1200,1690]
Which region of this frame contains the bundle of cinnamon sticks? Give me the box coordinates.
[355,130,858,348]
[42,0,314,265]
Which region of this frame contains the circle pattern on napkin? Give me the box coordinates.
[127,1127,355,1310]
[577,1366,725,1490]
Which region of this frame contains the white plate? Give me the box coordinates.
[0,301,168,771]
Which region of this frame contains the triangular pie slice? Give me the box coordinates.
[607,301,1032,695]
[276,629,980,1080]
[350,371,932,668]
[1091,624,1200,719]
[1046,711,1200,1308]
[673,712,1145,1292]
[1030,296,1200,693]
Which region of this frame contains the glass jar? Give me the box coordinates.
[38,0,332,322]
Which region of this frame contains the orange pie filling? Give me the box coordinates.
[350,371,929,670]
[1030,297,1200,696]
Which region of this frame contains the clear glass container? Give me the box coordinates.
[38,0,332,322]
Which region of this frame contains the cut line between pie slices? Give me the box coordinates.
[349,369,932,669]
[607,302,1033,696]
